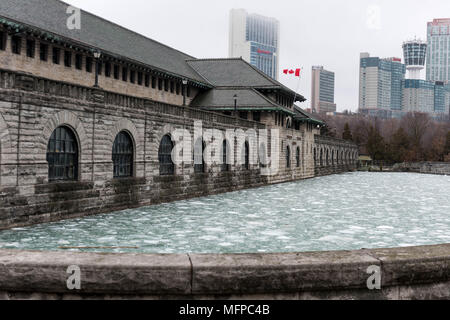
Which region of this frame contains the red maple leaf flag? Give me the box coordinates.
[283,68,302,77]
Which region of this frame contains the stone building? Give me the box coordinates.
[0,0,358,229]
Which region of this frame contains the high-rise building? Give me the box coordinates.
[229,9,279,80]
[426,19,450,82]
[402,80,450,116]
[402,80,436,114]
[311,66,336,113]
[359,53,406,117]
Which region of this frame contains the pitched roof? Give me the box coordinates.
[191,88,295,114]
[0,0,307,107]
[0,0,207,84]
[187,58,276,87]
[293,106,324,125]
[186,58,306,101]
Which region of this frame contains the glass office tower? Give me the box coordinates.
[229,9,280,80]
[359,53,406,117]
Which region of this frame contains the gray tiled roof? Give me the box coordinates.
[0,0,207,83]
[191,88,295,115]
[187,59,277,87]
[0,0,308,113]
[187,58,306,100]
[192,88,273,108]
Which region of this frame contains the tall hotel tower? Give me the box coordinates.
[426,19,450,82]
[358,53,406,117]
[229,9,280,80]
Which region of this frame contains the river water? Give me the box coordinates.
[0,172,449,253]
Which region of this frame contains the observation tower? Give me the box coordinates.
[402,38,427,79]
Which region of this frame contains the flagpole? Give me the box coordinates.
[292,67,303,107]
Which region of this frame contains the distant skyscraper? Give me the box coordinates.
[359,53,406,117]
[229,9,279,80]
[426,18,450,82]
[403,39,427,79]
[311,66,336,113]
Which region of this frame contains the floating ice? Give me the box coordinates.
[0,172,448,254]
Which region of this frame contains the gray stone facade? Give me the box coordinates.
[0,69,358,229]
[0,1,358,229]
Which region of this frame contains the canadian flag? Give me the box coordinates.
[283,68,301,77]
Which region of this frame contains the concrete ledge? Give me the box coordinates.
[0,244,449,300]
[0,251,191,296]
[393,162,450,175]
[190,250,378,294]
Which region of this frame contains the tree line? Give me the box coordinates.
[318,112,450,163]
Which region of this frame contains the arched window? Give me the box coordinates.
[221,139,230,172]
[314,148,317,166]
[47,126,78,181]
[320,149,323,166]
[194,138,205,173]
[112,131,133,178]
[326,150,329,166]
[159,135,174,175]
[296,147,300,167]
[286,146,291,168]
[337,151,339,165]
[243,141,250,170]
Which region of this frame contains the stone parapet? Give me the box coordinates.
[393,162,450,175]
[0,244,448,299]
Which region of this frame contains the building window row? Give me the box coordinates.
[313,147,358,167]
[1,33,191,97]
[276,94,291,107]
[46,127,259,182]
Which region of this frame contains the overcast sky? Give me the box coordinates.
[65,0,449,111]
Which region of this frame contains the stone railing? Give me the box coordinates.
[0,244,448,299]
[393,162,450,175]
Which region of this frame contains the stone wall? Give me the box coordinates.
[0,69,358,229]
[314,135,358,176]
[393,162,450,175]
[0,30,199,106]
[0,244,448,300]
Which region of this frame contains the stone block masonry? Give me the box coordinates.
[393,162,450,175]
[0,244,448,299]
[0,69,358,229]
